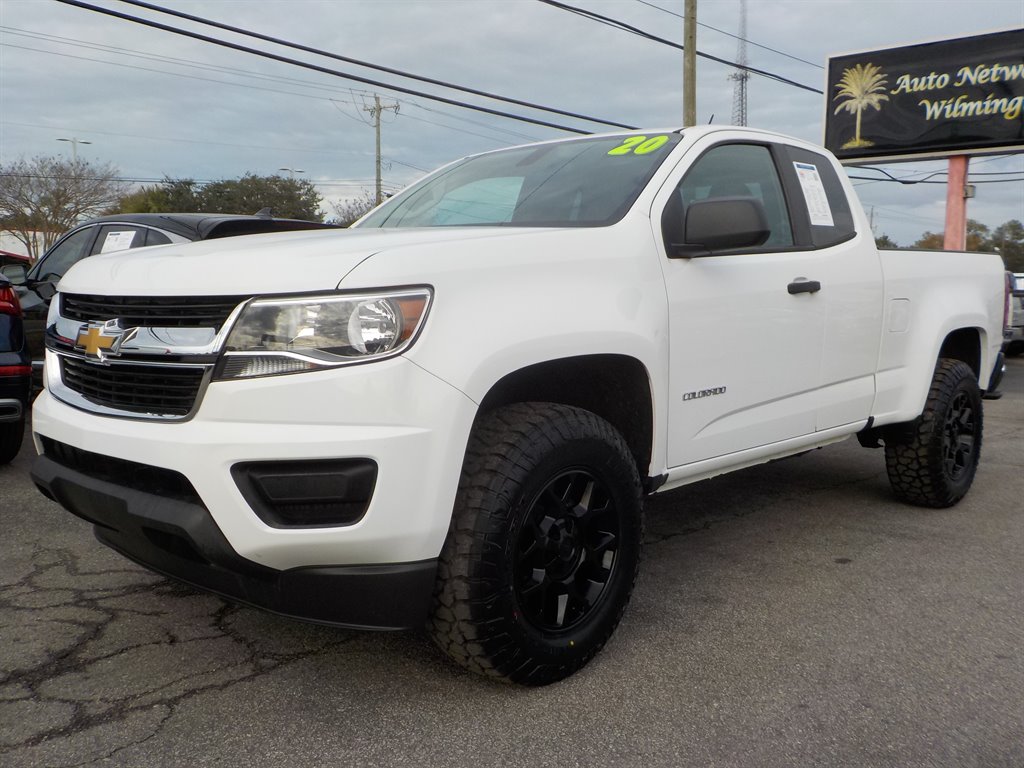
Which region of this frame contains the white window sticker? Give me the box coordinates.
[793,162,834,227]
[100,230,137,253]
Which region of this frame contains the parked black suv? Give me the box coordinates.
[0,213,338,385]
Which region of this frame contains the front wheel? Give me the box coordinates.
[429,403,643,685]
[884,358,983,508]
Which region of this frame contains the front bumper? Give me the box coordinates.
[31,449,436,629]
[31,356,478,626]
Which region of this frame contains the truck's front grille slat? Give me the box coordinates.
[62,294,245,331]
[61,358,206,417]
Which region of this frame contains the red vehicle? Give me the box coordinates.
[0,250,31,270]
[0,274,30,464]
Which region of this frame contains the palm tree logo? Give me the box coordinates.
[834,63,889,149]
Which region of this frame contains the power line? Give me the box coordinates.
[849,174,1023,185]
[53,0,611,135]
[535,0,823,95]
[112,0,634,131]
[0,41,359,108]
[633,0,824,69]
[851,156,1024,186]
[2,25,537,143]
[1,28,543,150]
[0,172,399,189]
[1,119,377,159]
[402,101,541,143]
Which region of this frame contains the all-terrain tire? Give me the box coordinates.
[0,417,24,465]
[884,359,983,508]
[429,402,643,686]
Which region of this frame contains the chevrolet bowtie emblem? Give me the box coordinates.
[75,320,137,362]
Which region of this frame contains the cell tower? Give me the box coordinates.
[729,0,750,126]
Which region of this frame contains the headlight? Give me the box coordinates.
[215,287,431,380]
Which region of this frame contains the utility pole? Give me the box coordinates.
[363,94,400,205]
[683,0,697,126]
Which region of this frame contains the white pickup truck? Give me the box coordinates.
[31,127,1007,685]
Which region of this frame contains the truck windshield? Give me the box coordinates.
[357,133,682,229]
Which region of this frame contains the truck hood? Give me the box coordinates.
[58,226,555,296]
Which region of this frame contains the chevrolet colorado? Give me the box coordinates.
[30,127,1007,685]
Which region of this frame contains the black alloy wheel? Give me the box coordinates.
[941,390,976,481]
[514,469,620,632]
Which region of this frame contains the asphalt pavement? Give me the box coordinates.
[2,359,1022,767]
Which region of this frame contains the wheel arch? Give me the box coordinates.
[938,327,982,379]
[477,354,655,486]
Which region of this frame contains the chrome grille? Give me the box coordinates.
[61,358,206,417]
[62,294,245,331]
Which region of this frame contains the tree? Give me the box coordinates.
[200,174,322,220]
[112,179,200,214]
[913,231,944,250]
[966,219,991,252]
[912,220,991,252]
[0,156,124,260]
[833,63,889,149]
[875,233,898,249]
[330,191,377,227]
[988,219,1024,272]
[108,174,324,221]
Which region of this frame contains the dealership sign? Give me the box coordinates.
[824,28,1023,163]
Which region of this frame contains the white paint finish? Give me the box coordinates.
[34,127,1007,580]
[34,357,476,569]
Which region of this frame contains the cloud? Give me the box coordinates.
[1,0,1021,241]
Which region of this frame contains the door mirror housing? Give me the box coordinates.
[35,281,57,301]
[664,197,771,258]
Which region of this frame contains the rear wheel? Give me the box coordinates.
[429,403,643,685]
[884,359,982,508]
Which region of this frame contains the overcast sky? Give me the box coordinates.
[1,0,1022,245]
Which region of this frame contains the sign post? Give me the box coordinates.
[943,156,970,251]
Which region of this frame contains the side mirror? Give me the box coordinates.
[0,264,27,285]
[36,281,57,301]
[664,197,771,258]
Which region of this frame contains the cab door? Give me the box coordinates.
[773,146,883,431]
[655,138,827,468]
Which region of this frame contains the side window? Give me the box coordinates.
[781,146,856,248]
[90,226,146,255]
[33,226,97,282]
[145,229,173,246]
[672,143,794,249]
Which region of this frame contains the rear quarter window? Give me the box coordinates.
[781,146,856,248]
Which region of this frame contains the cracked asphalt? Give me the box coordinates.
[2,359,1022,767]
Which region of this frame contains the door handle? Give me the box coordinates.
[787,279,821,295]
